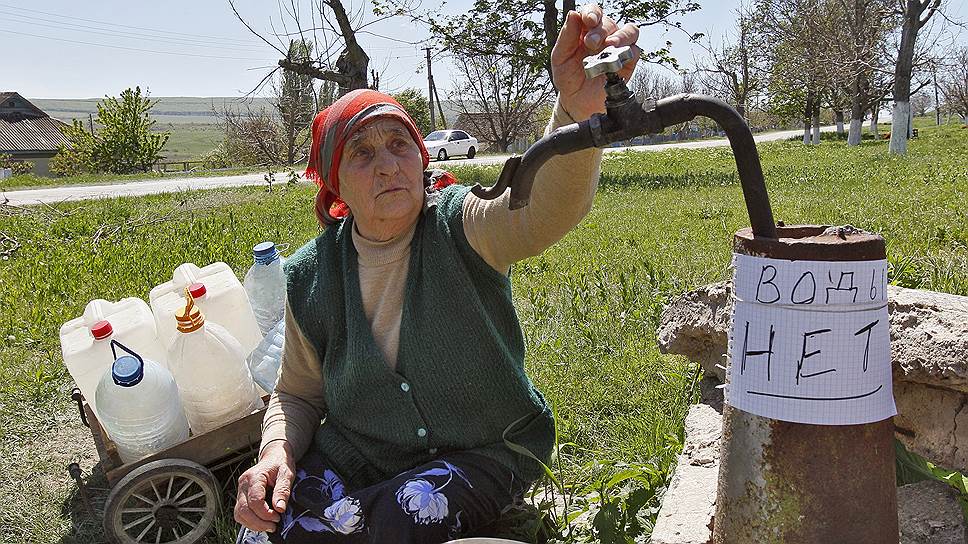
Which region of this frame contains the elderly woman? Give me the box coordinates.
[235,5,639,542]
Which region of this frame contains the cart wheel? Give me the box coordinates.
[103,459,220,544]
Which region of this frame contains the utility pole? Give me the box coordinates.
[424,47,436,131]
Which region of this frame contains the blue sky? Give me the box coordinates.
[1,0,964,99]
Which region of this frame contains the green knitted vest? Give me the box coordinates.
[284,184,555,491]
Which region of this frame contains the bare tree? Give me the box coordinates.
[695,3,767,118]
[758,0,834,145]
[823,0,899,144]
[379,0,702,91]
[217,73,336,168]
[229,0,413,96]
[448,27,555,153]
[275,40,322,165]
[218,104,285,167]
[939,47,968,123]
[628,64,680,103]
[888,0,943,154]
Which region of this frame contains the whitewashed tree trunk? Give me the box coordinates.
[848,118,863,146]
[890,100,910,155]
[835,111,845,135]
[870,108,880,139]
[803,122,811,144]
[812,113,821,144]
[909,105,915,138]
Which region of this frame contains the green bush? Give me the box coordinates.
[0,153,32,176]
[56,86,170,175]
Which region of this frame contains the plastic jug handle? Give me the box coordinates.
[110,339,144,364]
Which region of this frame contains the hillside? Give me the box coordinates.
[32,96,274,125]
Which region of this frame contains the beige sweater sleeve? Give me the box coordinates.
[462,99,603,273]
[259,299,327,459]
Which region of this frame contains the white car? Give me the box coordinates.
[423,130,478,161]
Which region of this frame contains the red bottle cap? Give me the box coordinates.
[188,282,207,298]
[90,320,113,340]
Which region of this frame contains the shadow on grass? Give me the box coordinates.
[59,462,110,544]
[600,170,738,190]
[58,457,255,544]
[450,168,740,192]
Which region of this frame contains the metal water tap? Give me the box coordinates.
[470,45,777,239]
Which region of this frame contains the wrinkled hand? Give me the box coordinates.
[235,441,295,532]
[551,3,641,122]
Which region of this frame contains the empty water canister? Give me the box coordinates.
[59,298,167,419]
[167,290,263,435]
[95,340,190,463]
[150,262,262,356]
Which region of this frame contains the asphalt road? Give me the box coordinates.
[1,126,834,207]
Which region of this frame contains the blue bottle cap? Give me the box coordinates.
[112,355,144,387]
[253,242,280,265]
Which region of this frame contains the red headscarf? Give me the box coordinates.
[306,89,436,226]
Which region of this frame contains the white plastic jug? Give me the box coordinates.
[243,242,288,336]
[59,298,167,419]
[167,292,263,435]
[150,262,262,356]
[95,341,190,463]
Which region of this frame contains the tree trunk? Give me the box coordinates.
[326,0,370,94]
[803,91,813,144]
[835,111,845,135]
[870,107,880,139]
[890,100,911,154]
[848,74,866,146]
[543,0,558,89]
[811,93,821,145]
[909,103,915,138]
[889,0,921,155]
[848,118,863,145]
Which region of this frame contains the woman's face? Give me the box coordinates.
[337,118,424,238]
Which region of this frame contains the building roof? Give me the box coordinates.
[0,92,71,152]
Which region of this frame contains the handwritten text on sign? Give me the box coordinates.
[726,254,896,425]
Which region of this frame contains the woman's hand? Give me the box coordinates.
[551,3,641,122]
[235,441,296,532]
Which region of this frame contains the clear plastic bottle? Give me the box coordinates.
[167,290,263,435]
[59,298,167,420]
[247,318,285,393]
[94,341,190,463]
[243,242,288,337]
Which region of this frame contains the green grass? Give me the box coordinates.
[1,123,966,542]
[0,165,301,191]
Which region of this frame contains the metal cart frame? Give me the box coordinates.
[71,388,267,544]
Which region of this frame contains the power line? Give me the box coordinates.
[0,27,274,61]
[0,1,256,45]
[0,10,268,52]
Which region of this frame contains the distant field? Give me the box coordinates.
[32,96,274,125]
[158,123,224,162]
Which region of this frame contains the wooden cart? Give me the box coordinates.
[71,388,267,544]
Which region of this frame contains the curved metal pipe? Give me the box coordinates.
[472,92,777,239]
[657,94,776,239]
[470,121,594,209]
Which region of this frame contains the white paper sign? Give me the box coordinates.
[726,254,896,425]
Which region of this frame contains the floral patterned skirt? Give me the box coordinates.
[239,450,524,543]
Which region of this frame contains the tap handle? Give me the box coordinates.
[582,45,635,79]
